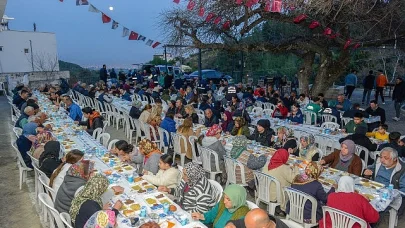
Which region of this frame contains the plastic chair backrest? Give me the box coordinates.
[39,174,56,200]
[247,200,259,209]
[196,109,204,116]
[355,144,369,167]
[188,136,201,163]
[208,179,223,203]
[60,212,73,228]
[322,206,367,228]
[341,117,353,128]
[254,171,282,204]
[107,139,120,150]
[32,160,46,177]
[224,156,247,185]
[284,187,318,225]
[171,132,188,155]
[102,121,109,133]
[158,127,170,152]
[143,122,152,140]
[13,127,23,137]
[252,107,263,116]
[92,128,103,139]
[197,114,205,125]
[263,108,274,116]
[303,111,317,125]
[11,141,31,170]
[321,122,340,130]
[322,114,337,123]
[27,152,39,166]
[96,133,111,147]
[248,127,255,135]
[38,193,65,228]
[198,145,220,174]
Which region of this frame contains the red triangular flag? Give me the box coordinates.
[344,39,352,50]
[246,0,254,8]
[309,21,320,29]
[102,13,111,23]
[187,1,196,10]
[271,0,282,13]
[129,31,139,40]
[223,20,231,30]
[152,42,161,49]
[173,0,180,3]
[293,14,307,24]
[264,0,271,12]
[236,0,243,5]
[323,27,332,36]
[353,43,361,49]
[206,13,215,22]
[214,16,222,25]
[198,7,205,17]
[59,0,63,2]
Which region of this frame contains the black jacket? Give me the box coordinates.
[363,74,375,90]
[339,134,377,152]
[204,115,219,127]
[80,116,104,135]
[365,106,386,124]
[129,106,141,119]
[248,128,275,147]
[393,81,405,102]
[184,112,199,124]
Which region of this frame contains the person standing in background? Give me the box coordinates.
[344,70,357,100]
[375,69,388,104]
[99,64,108,83]
[392,77,405,121]
[362,70,375,105]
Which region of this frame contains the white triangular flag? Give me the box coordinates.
[146,39,153,46]
[122,27,130,37]
[88,4,99,12]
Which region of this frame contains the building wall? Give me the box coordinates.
[0,30,59,73]
[0,71,70,90]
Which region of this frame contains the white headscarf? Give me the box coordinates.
[337,176,355,193]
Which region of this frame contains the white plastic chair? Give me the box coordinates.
[197,114,205,125]
[248,127,255,135]
[60,212,73,228]
[189,136,202,164]
[321,122,340,130]
[38,174,56,201]
[198,145,222,180]
[102,120,109,133]
[27,152,39,167]
[171,133,187,167]
[247,200,259,209]
[13,127,23,138]
[224,156,247,187]
[158,127,170,154]
[303,111,317,125]
[32,160,46,206]
[0,81,5,95]
[38,193,65,228]
[11,141,33,190]
[107,139,120,150]
[96,133,111,147]
[322,114,337,123]
[284,187,318,227]
[355,145,370,167]
[92,128,103,140]
[341,117,353,128]
[322,206,367,228]
[263,108,274,116]
[208,179,223,203]
[254,171,282,216]
[132,119,143,144]
[196,109,204,116]
[252,107,263,116]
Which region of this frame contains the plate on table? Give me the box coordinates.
[130,180,156,194]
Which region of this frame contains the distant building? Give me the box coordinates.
[153,53,174,61]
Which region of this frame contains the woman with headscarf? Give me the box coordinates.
[129,100,142,119]
[137,139,162,175]
[230,117,250,137]
[50,149,84,194]
[221,111,234,133]
[39,141,62,178]
[288,162,335,222]
[319,176,379,228]
[271,127,294,149]
[230,136,255,184]
[158,162,216,213]
[264,148,299,216]
[17,119,41,168]
[294,134,320,161]
[248,119,274,147]
[70,174,123,228]
[191,184,249,228]
[83,210,117,228]
[320,139,362,176]
[54,160,95,213]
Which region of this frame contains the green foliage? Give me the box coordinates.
[59,60,99,85]
[148,56,176,65]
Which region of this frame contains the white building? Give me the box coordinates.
[0,29,59,73]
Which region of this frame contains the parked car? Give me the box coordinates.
[184,69,232,84]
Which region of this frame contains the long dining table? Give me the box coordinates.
[36,91,207,228]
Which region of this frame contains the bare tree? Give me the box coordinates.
[26,51,59,79]
[162,0,405,95]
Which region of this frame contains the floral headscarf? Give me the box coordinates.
[299,134,316,157]
[184,162,205,187]
[67,159,95,180]
[83,210,116,228]
[70,174,109,223]
[293,162,324,184]
[230,135,249,159]
[206,124,222,137]
[138,138,161,158]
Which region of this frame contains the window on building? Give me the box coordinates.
[24,48,29,53]
[0,46,3,51]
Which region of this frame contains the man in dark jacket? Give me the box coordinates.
[342,103,369,118]
[392,77,405,121]
[362,70,375,104]
[110,68,117,79]
[99,64,108,83]
[204,108,219,127]
[365,100,386,131]
[248,119,274,147]
[13,89,29,110]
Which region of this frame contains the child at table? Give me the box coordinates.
[366,124,389,141]
[142,154,181,188]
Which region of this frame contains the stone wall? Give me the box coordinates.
[0,71,70,91]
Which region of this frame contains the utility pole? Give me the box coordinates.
[198,48,202,79]
[164,45,168,74]
[29,40,34,71]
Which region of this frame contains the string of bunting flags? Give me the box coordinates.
[173,0,361,50]
[61,0,161,48]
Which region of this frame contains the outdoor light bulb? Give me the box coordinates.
[109,6,114,11]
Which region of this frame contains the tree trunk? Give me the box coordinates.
[297,52,315,96]
[311,50,351,96]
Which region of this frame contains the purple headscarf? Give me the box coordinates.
[340,139,356,162]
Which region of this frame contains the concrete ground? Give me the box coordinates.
[1,87,404,228]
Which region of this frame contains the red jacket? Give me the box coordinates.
[272,106,289,119]
[319,192,379,228]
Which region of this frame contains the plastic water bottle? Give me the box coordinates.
[140,206,147,217]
